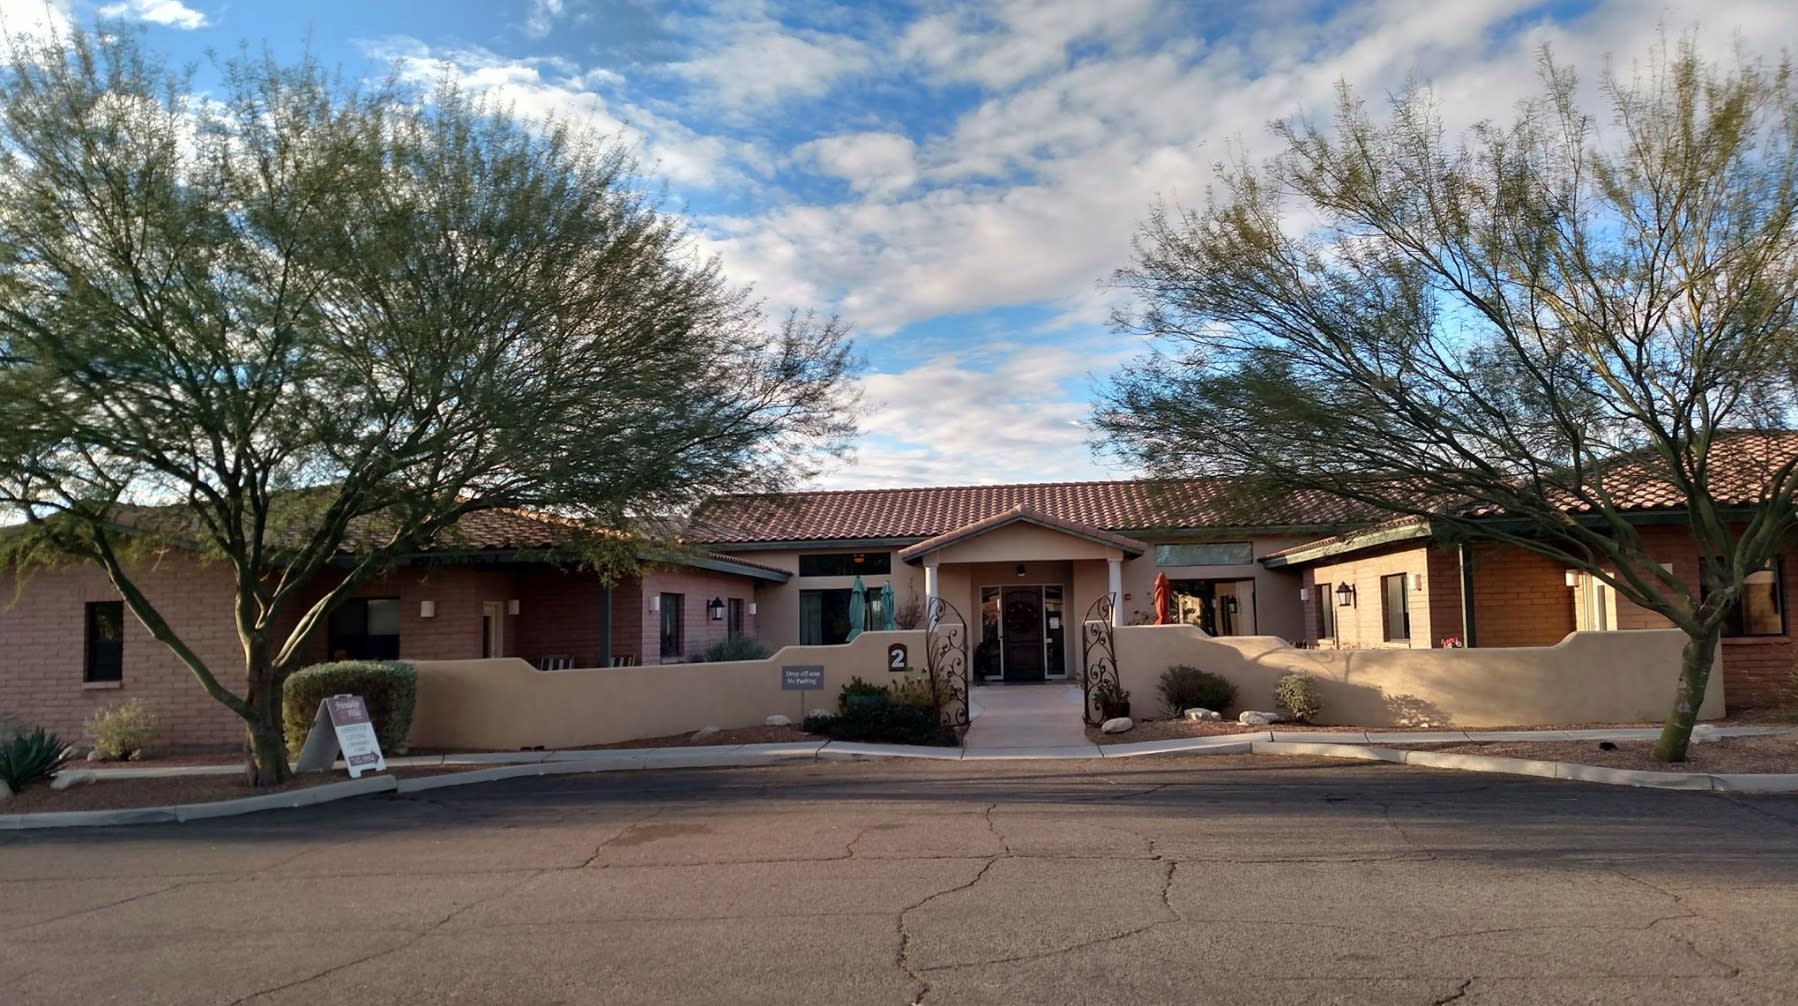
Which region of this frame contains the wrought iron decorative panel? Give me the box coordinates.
[1081,592,1121,726]
[925,596,971,732]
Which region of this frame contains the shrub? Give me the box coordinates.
[1274,672,1324,722]
[1157,666,1237,717]
[698,637,771,662]
[84,699,159,761]
[0,727,74,790]
[283,660,418,756]
[886,674,936,710]
[802,704,958,746]
[837,675,889,715]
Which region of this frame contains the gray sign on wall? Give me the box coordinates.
[781,665,824,690]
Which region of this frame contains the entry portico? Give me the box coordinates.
[899,506,1146,682]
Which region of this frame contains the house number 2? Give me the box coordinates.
[887,644,908,672]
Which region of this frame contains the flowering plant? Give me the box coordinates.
[1439,636,1463,648]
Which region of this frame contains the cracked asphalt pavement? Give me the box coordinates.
[3,754,1798,1005]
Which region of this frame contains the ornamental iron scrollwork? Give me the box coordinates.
[1082,592,1121,727]
[924,596,971,733]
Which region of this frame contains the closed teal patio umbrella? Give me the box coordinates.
[847,575,867,641]
[879,580,896,631]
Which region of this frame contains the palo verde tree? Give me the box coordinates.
[0,31,858,784]
[1097,39,1798,762]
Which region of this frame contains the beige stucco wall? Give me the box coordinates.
[1116,535,1310,638]
[407,630,930,750]
[735,549,926,651]
[1110,624,1724,727]
[926,523,1121,564]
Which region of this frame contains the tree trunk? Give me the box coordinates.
[243,658,292,787]
[1652,628,1719,763]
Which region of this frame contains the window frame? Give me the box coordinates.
[659,593,685,658]
[796,552,892,577]
[328,596,403,661]
[84,600,125,684]
[799,588,876,645]
[727,597,745,640]
[1315,581,1336,640]
[1704,557,1786,638]
[1380,573,1410,643]
[1154,542,1255,567]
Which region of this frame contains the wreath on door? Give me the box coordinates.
[1005,601,1038,634]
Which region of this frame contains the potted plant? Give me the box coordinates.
[1093,681,1131,721]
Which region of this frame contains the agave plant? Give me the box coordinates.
[0,727,75,790]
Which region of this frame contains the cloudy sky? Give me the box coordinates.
[4,0,1795,488]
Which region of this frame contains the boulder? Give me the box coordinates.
[808,709,833,720]
[765,714,792,727]
[50,769,98,791]
[690,726,722,740]
[1101,717,1134,735]
[1183,708,1222,722]
[86,749,104,762]
[1239,710,1285,726]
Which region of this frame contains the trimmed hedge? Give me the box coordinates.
[283,660,418,756]
[802,704,958,747]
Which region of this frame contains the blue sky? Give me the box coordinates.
[4,0,1793,488]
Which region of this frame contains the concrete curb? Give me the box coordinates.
[15,728,1798,829]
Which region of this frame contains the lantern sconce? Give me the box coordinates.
[747,602,758,616]
[1336,583,1356,607]
[1015,563,1027,578]
[419,600,436,619]
[1298,587,1309,602]
[507,599,520,615]
[707,597,725,622]
[1564,569,1580,588]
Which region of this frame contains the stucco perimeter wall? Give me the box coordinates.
[407,629,928,751]
[1111,624,1724,728]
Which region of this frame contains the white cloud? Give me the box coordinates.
[797,131,917,197]
[520,0,565,39]
[0,0,71,43]
[96,0,208,30]
[813,344,1137,488]
[362,37,761,191]
[666,2,870,110]
[898,0,1161,90]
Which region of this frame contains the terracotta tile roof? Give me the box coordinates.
[895,506,1151,562]
[689,479,1365,546]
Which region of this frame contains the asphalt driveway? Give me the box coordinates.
[3,755,1796,1005]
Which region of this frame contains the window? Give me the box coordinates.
[1316,582,1336,640]
[797,552,892,577]
[1573,573,1617,632]
[1381,574,1410,642]
[84,601,125,683]
[1155,542,1254,567]
[1704,559,1785,637]
[328,597,401,660]
[659,593,685,658]
[727,598,745,639]
[799,589,877,645]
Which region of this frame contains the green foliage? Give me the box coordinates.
[802,704,958,747]
[84,699,159,761]
[837,676,889,714]
[0,29,859,785]
[0,727,74,790]
[697,637,771,662]
[282,661,418,756]
[1158,666,1237,717]
[1091,680,1130,704]
[1274,673,1323,722]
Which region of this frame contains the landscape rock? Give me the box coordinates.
[0,779,12,802]
[1101,717,1134,734]
[86,749,104,762]
[690,726,722,740]
[1239,710,1286,726]
[765,714,792,727]
[1184,708,1222,722]
[808,709,833,720]
[50,769,98,791]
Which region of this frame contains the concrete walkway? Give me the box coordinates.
[960,683,1098,756]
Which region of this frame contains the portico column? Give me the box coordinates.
[1107,557,1123,627]
[924,560,940,628]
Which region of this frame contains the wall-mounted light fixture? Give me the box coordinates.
[1298,587,1309,602]
[1336,582,1356,607]
[507,599,520,615]
[1410,572,1424,592]
[1015,564,1027,578]
[747,602,758,616]
[707,597,725,621]
[419,600,436,619]
[649,595,660,613]
[1564,569,1580,588]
